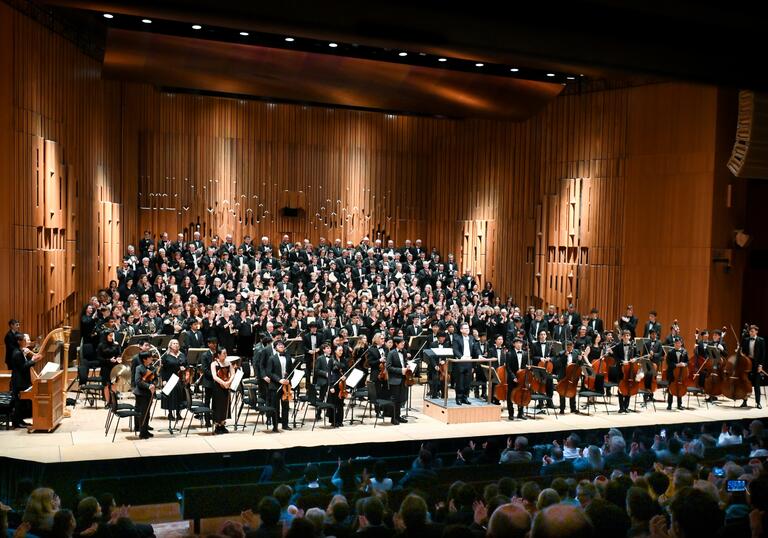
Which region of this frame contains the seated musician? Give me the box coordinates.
[8,333,44,428]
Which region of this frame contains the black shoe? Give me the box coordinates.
[283,425,292,431]
[463,399,472,405]
[677,405,685,410]
[758,404,763,409]
[455,400,462,406]
[399,417,408,423]
[559,410,564,415]
[547,403,556,409]
[492,399,500,405]
[667,406,672,411]
[391,419,399,425]
[139,433,151,440]
[508,415,515,421]
[741,401,749,408]
[147,425,154,431]
[220,426,229,434]
[518,414,527,420]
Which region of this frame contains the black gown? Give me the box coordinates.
[160,351,187,411]
[212,363,231,422]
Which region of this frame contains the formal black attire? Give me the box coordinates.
[504,348,527,418]
[530,340,555,407]
[211,362,231,423]
[555,350,579,413]
[386,348,407,424]
[200,349,214,423]
[326,357,345,426]
[665,348,688,409]
[160,351,187,415]
[133,364,153,436]
[8,347,35,426]
[265,351,293,430]
[452,335,480,403]
[314,353,331,419]
[96,340,121,387]
[613,341,637,412]
[742,335,766,406]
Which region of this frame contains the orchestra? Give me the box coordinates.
[7,232,766,439]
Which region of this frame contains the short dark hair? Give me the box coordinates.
[257,496,281,526]
[363,496,384,525]
[584,499,630,538]
[626,486,657,522]
[646,471,670,497]
[669,487,723,536]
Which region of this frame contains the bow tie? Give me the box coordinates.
[751,338,757,341]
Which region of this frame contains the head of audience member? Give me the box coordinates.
[531,504,592,538]
[487,503,531,538]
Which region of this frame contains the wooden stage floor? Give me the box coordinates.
[1,385,766,464]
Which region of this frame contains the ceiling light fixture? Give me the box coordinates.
[240,31,249,36]
[398,52,408,57]
[285,37,295,42]
[142,19,152,24]
[192,25,202,30]
[475,63,484,67]
[438,58,447,62]
[103,13,113,19]
[567,76,575,80]
[328,42,338,48]
[510,68,519,72]
[546,73,555,77]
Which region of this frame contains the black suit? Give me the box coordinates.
[666,348,688,408]
[586,318,604,337]
[8,348,35,425]
[386,348,407,423]
[301,331,323,375]
[528,320,548,344]
[643,321,662,338]
[613,341,636,411]
[265,352,293,430]
[504,348,527,418]
[552,324,572,346]
[530,340,555,406]
[452,335,480,402]
[743,335,766,405]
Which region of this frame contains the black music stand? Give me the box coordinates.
[528,366,555,419]
[151,335,172,351]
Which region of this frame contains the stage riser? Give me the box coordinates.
[423,400,501,424]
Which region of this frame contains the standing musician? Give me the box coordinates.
[552,315,572,346]
[528,310,548,345]
[742,325,766,409]
[473,332,489,400]
[366,332,388,402]
[573,326,593,352]
[386,337,409,425]
[314,343,332,420]
[265,339,293,432]
[200,337,218,428]
[426,332,450,399]
[301,322,323,375]
[160,339,187,422]
[452,323,480,406]
[619,305,638,338]
[211,347,234,434]
[666,337,688,410]
[586,309,604,338]
[613,330,637,413]
[530,330,555,410]
[326,345,347,428]
[133,352,155,439]
[129,339,153,389]
[180,318,204,354]
[486,335,506,407]
[8,333,44,428]
[96,330,121,405]
[504,337,528,420]
[642,329,664,402]
[643,311,662,338]
[556,340,581,415]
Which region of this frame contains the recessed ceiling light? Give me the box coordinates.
[546,73,556,77]
[192,25,202,30]
[398,52,408,57]
[475,63,484,67]
[285,37,295,42]
[510,68,519,72]
[103,13,113,19]
[142,19,152,24]
[438,58,447,62]
[567,76,575,80]
[240,31,249,36]
[328,42,338,48]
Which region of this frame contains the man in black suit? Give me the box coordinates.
[452,322,480,405]
[200,337,217,427]
[365,332,388,411]
[314,343,332,418]
[642,311,662,338]
[301,322,323,375]
[586,308,604,338]
[504,338,528,420]
[426,332,451,399]
[565,304,581,332]
[551,315,572,346]
[180,319,204,354]
[386,337,410,425]
[528,310,548,346]
[619,305,638,338]
[613,330,637,413]
[530,330,555,410]
[555,340,581,415]
[665,337,688,411]
[4,319,20,368]
[264,340,293,431]
[742,325,766,409]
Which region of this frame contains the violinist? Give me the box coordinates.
[530,330,555,411]
[666,337,688,411]
[556,340,580,415]
[613,330,636,413]
[365,333,388,404]
[386,337,409,425]
[326,345,347,428]
[586,308,604,339]
[505,338,528,420]
[265,340,293,432]
[132,352,155,439]
[211,347,234,434]
[200,336,218,428]
[426,332,449,399]
[314,343,332,420]
[618,305,638,338]
[741,325,766,409]
[129,339,152,389]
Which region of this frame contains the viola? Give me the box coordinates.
[217,364,231,382]
[281,381,294,401]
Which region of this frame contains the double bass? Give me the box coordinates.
[721,326,753,401]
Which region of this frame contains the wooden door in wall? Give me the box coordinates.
[461,220,496,289]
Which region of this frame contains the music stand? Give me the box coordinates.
[635,338,649,354]
[151,335,172,350]
[443,358,497,406]
[285,338,304,358]
[127,334,149,346]
[186,348,207,367]
[549,341,564,355]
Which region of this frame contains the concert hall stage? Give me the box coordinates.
[1,386,766,464]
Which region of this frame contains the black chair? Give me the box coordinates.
[365,382,395,428]
[0,392,13,430]
[180,386,213,436]
[634,389,657,412]
[301,384,336,430]
[578,389,610,415]
[76,366,104,408]
[686,386,707,409]
[107,390,143,442]
[105,388,135,434]
[245,386,275,435]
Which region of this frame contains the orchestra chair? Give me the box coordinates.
[105,388,135,434]
[577,389,610,416]
[686,386,708,409]
[0,391,12,430]
[76,366,104,408]
[107,390,143,442]
[528,393,557,420]
[364,382,395,428]
[344,386,368,425]
[634,390,657,412]
[301,383,336,431]
[244,386,274,435]
[180,386,213,437]
[603,380,619,403]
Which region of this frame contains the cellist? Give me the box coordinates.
[741,325,766,409]
[487,334,507,406]
[504,337,528,420]
[666,337,688,410]
[531,330,556,411]
[555,340,580,415]
[642,329,664,403]
[613,330,636,413]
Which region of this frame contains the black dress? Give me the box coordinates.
[96,341,121,387]
[160,351,187,411]
[212,363,231,422]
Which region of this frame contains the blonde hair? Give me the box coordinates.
[23,487,58,530]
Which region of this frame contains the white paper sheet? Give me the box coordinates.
[230,368,245,391]
[162,373,179,395]
[346,368,365,389]
[290,368,305,389]
[40,362,60,375]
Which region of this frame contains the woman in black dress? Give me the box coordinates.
[211,347,234,434]
[96,330,121,405]
[327,345,347,427]
[160,338,187,421]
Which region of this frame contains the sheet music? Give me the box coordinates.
[346,368,365,388]
[290,369,305,389]
[40,362,60,375]
[430,348,454,357]
[162,374,179,395]
[407,360,417,372]
[230,369,245,391]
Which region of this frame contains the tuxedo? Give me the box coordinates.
[504,348,527,418]
[530,340,555,405]
[265,351,293,430]
[386,348,407,423]
[528,319,548,343]
[586,317,604,337]
[552,324,572,346]
[180,329,204,353]
[742,335,766,405]
[452,335,480,403]
[666,347,688,408]
[614,341,637,411]
[619,315,638,338]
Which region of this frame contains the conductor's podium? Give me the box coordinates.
[20,369,64,432]
[423,397,501,424]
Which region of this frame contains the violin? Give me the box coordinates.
[438,360,448,382]
[378,361,389,382]
[281,380,294,401]
[338,378,349,399]
[217,363,231,382]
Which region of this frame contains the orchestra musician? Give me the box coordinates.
[314,343,332,420]
[200,337,218,427]
[613,330,636,413]
[666,337,688,410]
[742,325,766,409]
[8,333,43,428]
[473,332,489,400]
[211,347,234,434]
[643,311,662,338]
[160,339,187,422]
[386,337,409,425]
[264,339,293,432]
[366,332,389,404]
[555,340,581,415]
[427,332,451,399]
[326,345,347,427]
[618,305,638,338]
[642,329,664,402]
[530,330,555,410]
[96,330,121,405]
[133,352,155,439]
[586,308,604,338]
[505,338,528,420]
[452,323,480,406]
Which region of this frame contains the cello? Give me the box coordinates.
[557,346,588,400]
[494,364,508,402]
[667,347,689,401]
[619,358,643,398]
[511,367,533,409]
[585,342,616,391]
